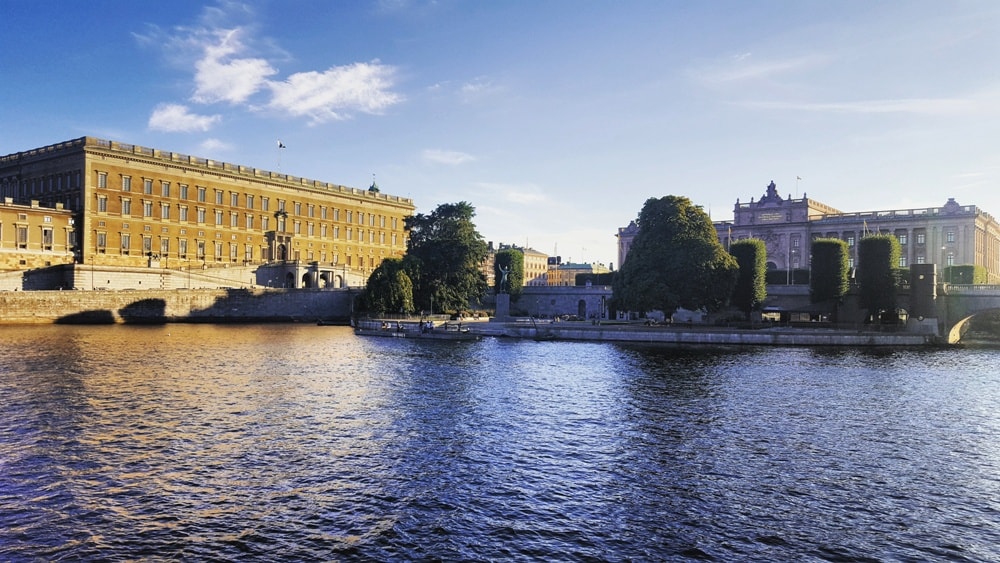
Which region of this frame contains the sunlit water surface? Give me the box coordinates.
[1,324,998,561]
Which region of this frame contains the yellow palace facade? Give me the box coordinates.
[0,137,414,289]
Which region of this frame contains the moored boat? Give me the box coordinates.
[354,318,481,341]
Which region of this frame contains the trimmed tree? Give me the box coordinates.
[857,234,901,323]
[494,248,524,301]
[613,195,738,317]
[404,201,489,314]
[362,257,414,315]
[729,238,767,319]
[810,238,850,321]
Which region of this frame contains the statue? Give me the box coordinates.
[498,264,511,294]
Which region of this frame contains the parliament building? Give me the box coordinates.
[618,181,1000,284]
[0,137,414,290]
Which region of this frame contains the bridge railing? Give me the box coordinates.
[942,284,1000,294]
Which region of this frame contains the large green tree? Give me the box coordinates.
[404,201,489,314]
[613,195,738,316]
[857,234,900,322]
[494,248,524,301]
[362,257,414,314]
[729,238,767,318]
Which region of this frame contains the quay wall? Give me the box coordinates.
[0,288,356,324]
[486,322,937,346]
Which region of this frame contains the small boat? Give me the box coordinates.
[353,319,481,341]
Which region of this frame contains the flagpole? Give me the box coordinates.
[277,140,286,171]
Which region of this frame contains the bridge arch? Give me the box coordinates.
[945,308,1000,344]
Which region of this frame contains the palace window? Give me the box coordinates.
[898,234,907,245]
[215,242,223,261]
[899,256,907,268]
[179,206,189,222]
[180,184,189,199]
[916,233,925,245]
[121,198,131,216]
[262,197,270,212]
[42,228,53,251]
[215,210,224,225]
[947,231,955,243]
[143,236,152,255]
[98,172,107,189]
[179,239,188,259]
[294,202,302,215]
[161,203,170,220]
[96,232,106,253]
[122,176,131,191]
[231,192,239,207]
[197,208,206,223]
[162,182,171,198]
[197,187,207,202]
[231,212,239,227]
[160,238,169,257]
[246,194,254,209]
[144,179,153,194]
[143,201,153,217]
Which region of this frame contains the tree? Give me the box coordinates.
[494,248,524,301]
[404,201,489,314]
[857,234,900,323]
[613,195,738,316]
[361,257,414,314]
[810,238,850,319]
[729,238,767,318]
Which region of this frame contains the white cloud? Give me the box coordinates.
[148,103,221,132]
[422,149,475,165]
[192,28,276,104]
[140,6,402,128]
[266,62,402,124]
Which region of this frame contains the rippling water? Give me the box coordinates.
[1,324,998,561]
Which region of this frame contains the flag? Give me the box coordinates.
[278,140,286,149]
[796,176,802,180]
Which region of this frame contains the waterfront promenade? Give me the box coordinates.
[471,319,938,346]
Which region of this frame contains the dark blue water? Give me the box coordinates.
[1,324,998,561]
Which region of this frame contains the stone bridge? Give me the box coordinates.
[934,284,1000,344]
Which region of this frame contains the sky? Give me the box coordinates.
[3,1,1000,268]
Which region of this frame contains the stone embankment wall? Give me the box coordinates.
[0,288,355,324]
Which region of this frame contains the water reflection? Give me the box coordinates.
[1,325,998,561]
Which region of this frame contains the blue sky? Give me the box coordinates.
[3,1,1000,268]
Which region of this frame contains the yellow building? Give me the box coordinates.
[547,261,611,286]
[0,198,75,270]
[0,137,414,288]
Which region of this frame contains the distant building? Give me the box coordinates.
[0,137,415,288]
[616,181,1000,283]
[547,259,611,286]
[484,242,549,288]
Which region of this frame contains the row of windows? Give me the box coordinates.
[96,172,399,228]
[0,172,82,198]
[93,233,375,267]
[95,196,402,245]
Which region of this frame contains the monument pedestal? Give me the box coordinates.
[495,293,511,320]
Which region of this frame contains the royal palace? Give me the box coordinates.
[0,137,414,290]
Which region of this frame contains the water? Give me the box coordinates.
[1,324,998,562]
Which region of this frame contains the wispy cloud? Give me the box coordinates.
[737,97,977,116]
[139,4,403,131]
[192,28,276,104]
[148,103,221,132]
[267,62,403,124]
[199,138,233,152]
[422,149,476,165]
[694,53,827,84]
